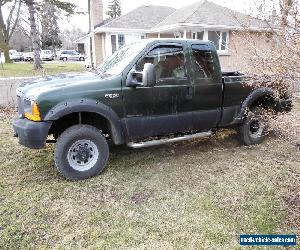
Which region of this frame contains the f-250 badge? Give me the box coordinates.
[105,93,120,99]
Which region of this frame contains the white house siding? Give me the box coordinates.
[104,33,143,59]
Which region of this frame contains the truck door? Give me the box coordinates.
[189,44,223,130]
[123,42,194,140]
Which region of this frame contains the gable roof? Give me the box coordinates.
[154,0,268,29]
[95,1,269,33]
[100,5,176,30]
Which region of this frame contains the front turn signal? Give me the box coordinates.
[25,102,41,122]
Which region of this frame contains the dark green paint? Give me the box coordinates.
[16,39,286,143]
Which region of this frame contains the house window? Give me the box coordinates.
[207,31,228,51]
[174,31,182,38]
[111,35,117,54]
[197,32,204,40]
[111,34,125,54]
[118,34,125,48]
[192,31,204,40]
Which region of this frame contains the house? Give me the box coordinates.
[76,0,271,71]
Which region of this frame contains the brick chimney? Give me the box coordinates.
[88,0,103,67]
[90,0,103,30]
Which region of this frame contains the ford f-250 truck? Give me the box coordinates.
[13,39,292,180]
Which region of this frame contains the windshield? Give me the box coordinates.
[97,41,147,76]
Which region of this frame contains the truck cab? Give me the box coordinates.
[13,39,292,180]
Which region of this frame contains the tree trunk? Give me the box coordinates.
[0,32,11,63]
[280,0,293,28]
[3,44,10,63]
[0,42,11,63]
[27,0,42,70]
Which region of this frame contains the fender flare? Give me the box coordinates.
[236,87,276,120]
[44,99,125,145]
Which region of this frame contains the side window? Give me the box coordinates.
[191,44,214,79]
[137,44,187,82]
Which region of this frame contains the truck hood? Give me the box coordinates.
[18,72,101,99]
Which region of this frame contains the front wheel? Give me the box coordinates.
[238,107,268,145]
[54,125,109,180]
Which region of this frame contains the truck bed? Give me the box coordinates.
[219,71,252,126]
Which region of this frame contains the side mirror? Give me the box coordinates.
[126,63,156,87]
[126,67,143,87]
[142,63,156,87]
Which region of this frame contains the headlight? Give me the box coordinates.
[24,99,41,121]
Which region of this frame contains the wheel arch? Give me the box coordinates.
[45,99,125,145]
[236,87,278,121]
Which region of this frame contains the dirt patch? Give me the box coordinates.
[131,190,153,204]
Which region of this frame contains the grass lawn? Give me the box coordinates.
[0,62,85,78]
[0,102,299,249]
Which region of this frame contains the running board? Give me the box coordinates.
[127,131,212,149]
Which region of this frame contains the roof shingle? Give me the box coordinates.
[155,1,268,29]
[98,1,268,31]
[102,5,176,30]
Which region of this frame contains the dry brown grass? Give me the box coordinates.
[0,101,299,249]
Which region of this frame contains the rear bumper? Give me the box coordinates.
[13,118,52,149]
[277,98,293,112]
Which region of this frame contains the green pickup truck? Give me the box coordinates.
[13,39,292,180]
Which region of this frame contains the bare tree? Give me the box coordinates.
[22,0,76,70]
[41,1,62,56]
[237,0,300,143]
[25,0,42,69]
[245,0,299,92]
[106,0,121,19]
[0,0,21,63]
[9,24,31,51]
[60,27,85,50]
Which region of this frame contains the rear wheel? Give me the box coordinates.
[238,107,268,145]
[54,125,109,180]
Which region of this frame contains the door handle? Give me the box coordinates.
[186,86,193,100]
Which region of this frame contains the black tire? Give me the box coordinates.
[238,107,267,145]
[54,125,109,180]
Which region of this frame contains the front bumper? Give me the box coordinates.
[13,118,52,149]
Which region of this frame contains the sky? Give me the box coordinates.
[64,0,257,32]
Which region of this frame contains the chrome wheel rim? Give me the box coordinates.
[249,119,264,138]
[67,140,99,171]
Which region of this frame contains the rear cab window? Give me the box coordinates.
[191,44,215,79]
